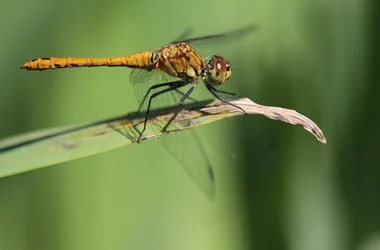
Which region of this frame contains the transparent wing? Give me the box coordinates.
[129,68,209,114]
[173,26,193,44]
[160,127,216,199]
[129,68,178,112]
[129,68,216,199]
[170,23,259,44]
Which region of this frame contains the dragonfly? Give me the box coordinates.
[20,24,257,198]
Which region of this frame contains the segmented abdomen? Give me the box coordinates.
[20,51,154,71]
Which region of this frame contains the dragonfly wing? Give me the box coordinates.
[172,26,194,44]
[129,68,215,199]
[129,68,179,112]
[170,24,259,44]
[155,121,216,200]
[151,87,216,199]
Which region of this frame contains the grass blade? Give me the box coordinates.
[0,98,326,179]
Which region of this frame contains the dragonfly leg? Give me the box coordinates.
[174,89,199,104]
[209,88,243,98]
[206,84,247,115]
[179,84,196,111]
[138,81,179,112]
[138,80,188,142]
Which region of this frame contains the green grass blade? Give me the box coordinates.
[0,98,326,179]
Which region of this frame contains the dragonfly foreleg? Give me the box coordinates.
[206,84,247,115]
[207,87,242,98]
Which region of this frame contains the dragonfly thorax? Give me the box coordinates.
[202,55,232,86]
[154,43,205,83]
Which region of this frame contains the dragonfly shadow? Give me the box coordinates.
[0,99,214,153]
[120,99,215,141]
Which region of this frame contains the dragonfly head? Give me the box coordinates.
[204,55,232,86]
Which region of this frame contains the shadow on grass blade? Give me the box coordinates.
[0,97,327,199]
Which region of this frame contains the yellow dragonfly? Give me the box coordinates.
[20,24,257,198]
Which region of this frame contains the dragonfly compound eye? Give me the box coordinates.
[204,55,232,86]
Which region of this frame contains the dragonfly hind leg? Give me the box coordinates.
[137,80,188,143]
[138,81,177,112]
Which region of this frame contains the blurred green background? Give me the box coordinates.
[1,0,379,250]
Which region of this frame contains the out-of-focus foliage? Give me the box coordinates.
[0,0,378,250]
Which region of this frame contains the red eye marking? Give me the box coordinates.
[215,58,227,74]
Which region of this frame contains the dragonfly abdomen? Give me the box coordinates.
[20,52,154,71]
